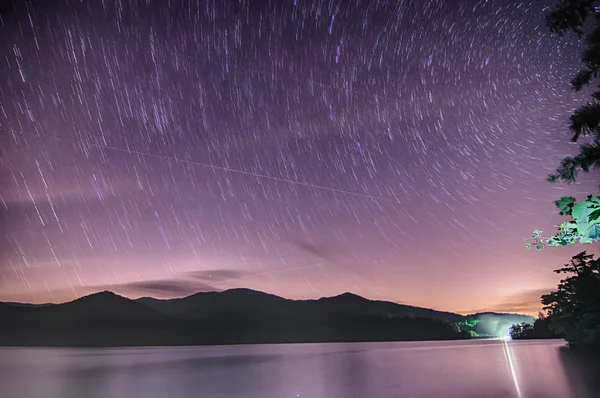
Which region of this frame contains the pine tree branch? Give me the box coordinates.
[548,141,600,182]
[547,0,597,37]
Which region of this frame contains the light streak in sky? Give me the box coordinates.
[3,0,595,310]
[27,131,406,206]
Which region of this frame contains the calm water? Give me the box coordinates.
[0,339,598,398]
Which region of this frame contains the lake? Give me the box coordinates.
[0,339,598,398]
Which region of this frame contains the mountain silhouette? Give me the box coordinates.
[137,288,466,322]
[0,289,533,347]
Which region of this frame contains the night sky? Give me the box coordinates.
[1,0,598,315]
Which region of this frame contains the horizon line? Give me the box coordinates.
[1,287,537,317]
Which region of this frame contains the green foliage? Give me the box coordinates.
[455,319,483,337]
[541,252,600,345]
[527,192,600,249]
[458,319,480,328]
[530,1,600,249]
[555,196,577,214]
[468,330,480,338]
[525,1,600,348]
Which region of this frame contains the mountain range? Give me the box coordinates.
[0,288,534,347]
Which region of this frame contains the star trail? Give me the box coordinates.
[1,0,598,314]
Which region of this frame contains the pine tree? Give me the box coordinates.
[541,252,600,344]
[546,1,600,182]
[526,1,600,249]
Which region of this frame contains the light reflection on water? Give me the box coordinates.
[0,339,597,398]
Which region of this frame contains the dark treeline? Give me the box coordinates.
[0,289,532,347]
[510,251,600,345]
[509,314,558,340]
[511,0,600,347]
[0,290,471,347]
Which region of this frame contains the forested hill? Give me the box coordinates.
[0,289,533,346]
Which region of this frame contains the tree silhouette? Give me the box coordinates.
[525,0,600,249]
[533,312,557,339]
[541,251,600,345]
[509,322,535,339]
[509,313,557,340]
[546,0,600,182]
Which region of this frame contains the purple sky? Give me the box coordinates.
[1,0,598,315]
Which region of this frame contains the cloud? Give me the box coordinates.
[94,279,220,298]
[183,269,249,283]
[289,238,337,263]
[2,183,130,208]
[466,288,551,315]
[92,269,252,298]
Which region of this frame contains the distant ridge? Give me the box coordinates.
[136,288,466,322]
[0,288,534,347]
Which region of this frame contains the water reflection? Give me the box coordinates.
[0,340,598,398]
[558,346,600,398]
